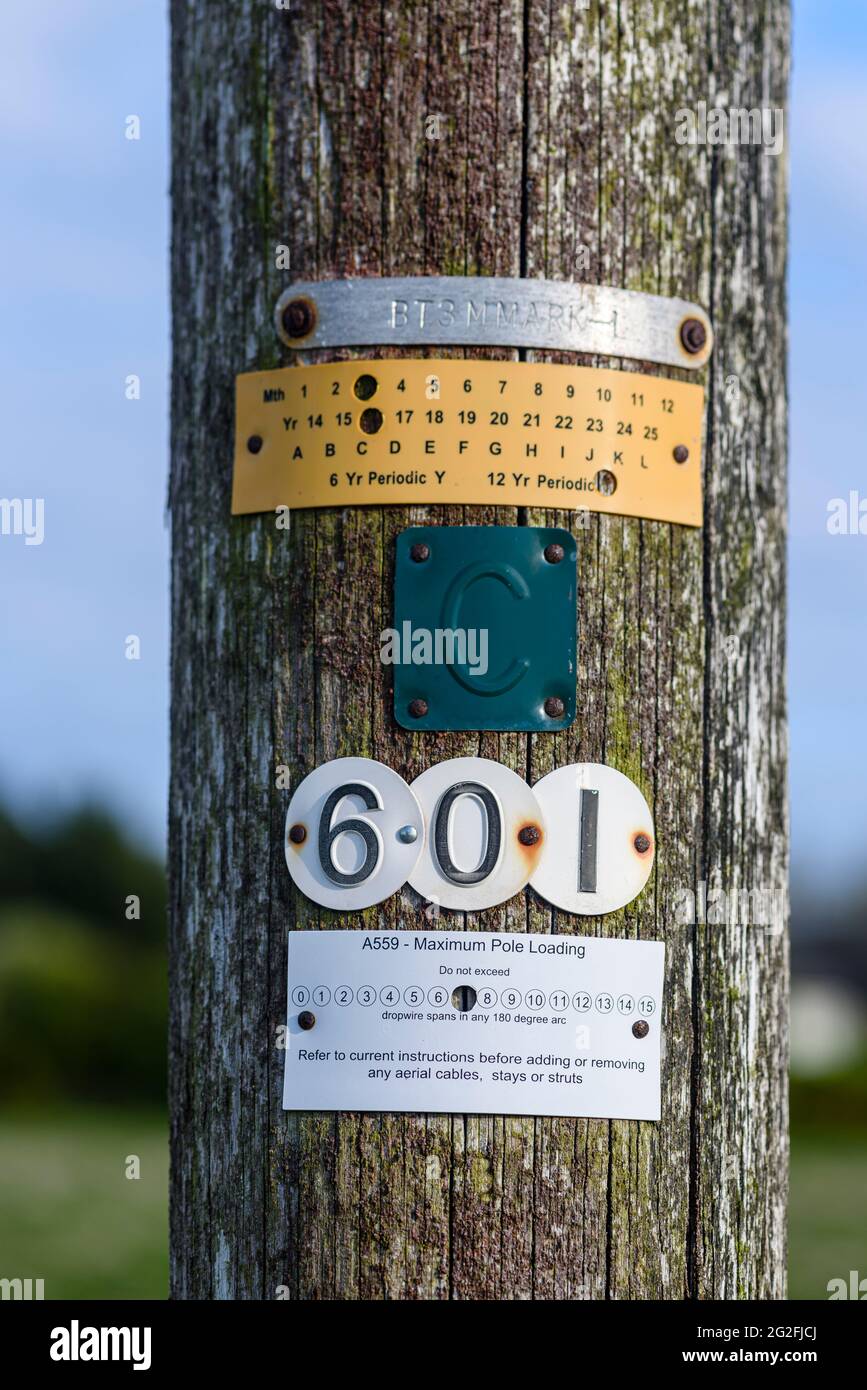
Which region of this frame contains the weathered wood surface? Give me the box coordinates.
[169,0,790,1299]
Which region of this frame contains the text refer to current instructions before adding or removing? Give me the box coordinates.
[283,930,664,1121]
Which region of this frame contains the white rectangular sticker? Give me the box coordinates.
[283,931,664,1121]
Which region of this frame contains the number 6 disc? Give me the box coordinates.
[284,757,424,910]
[529,763,654,915]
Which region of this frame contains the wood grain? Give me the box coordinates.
[169,0,790,1299]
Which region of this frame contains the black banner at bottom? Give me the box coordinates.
[1,1298,861,1375]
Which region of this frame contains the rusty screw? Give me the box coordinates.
[410,542,430,563]
[673,445,689,464]
[282,298,316,339]
[298,1010,316,1031]
[634,833,651,854]
[632,1019,650,1039]
[544,542,565,564]
[408,698,429,719]
[680,318,707,355]
[544,696,566,719]
[247,435,263,455]
[518,824,541,846]
[288,824,307,845]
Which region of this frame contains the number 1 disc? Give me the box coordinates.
[529,764,654,915]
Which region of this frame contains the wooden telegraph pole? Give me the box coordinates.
[169,1,790,1298]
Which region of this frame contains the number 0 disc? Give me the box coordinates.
[409,757,545,911]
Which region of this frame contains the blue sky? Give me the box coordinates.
[0,1,864,899]
[0,2,169,850]
[788,1,867,896]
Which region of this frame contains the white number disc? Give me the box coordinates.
[408,757,545,911]
[529,763,654,915]
[284,757,424,910]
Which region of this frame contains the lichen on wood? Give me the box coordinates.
[169,0,790,1299]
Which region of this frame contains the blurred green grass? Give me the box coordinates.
[0,806,169,1298]
[788,1134,867,1300]
[0,1107,864,1299]
[0,1109,168,1300]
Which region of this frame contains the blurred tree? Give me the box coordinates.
[0,804,166,944]
[0,804,166,1104]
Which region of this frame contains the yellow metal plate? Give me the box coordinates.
[232,360,704,526]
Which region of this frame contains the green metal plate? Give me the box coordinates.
[392,525,577,732]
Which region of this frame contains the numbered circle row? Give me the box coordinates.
[285,755,655,917]
[292,984,657,1015]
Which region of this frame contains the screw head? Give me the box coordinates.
[397,824,419,844]
[247,435,263,454]
[518,824,541,846]
[544,542,565,564]
[408,698,429,719]
[282,298,316,339]
[673,445,689,464]
[680,318,707,355]
[410,542,430,563]
[544,696,566,719]
[632,1019,650,1039]
[633,833,651,854]
[288,824,307,845]
[298,1010,316,1031]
